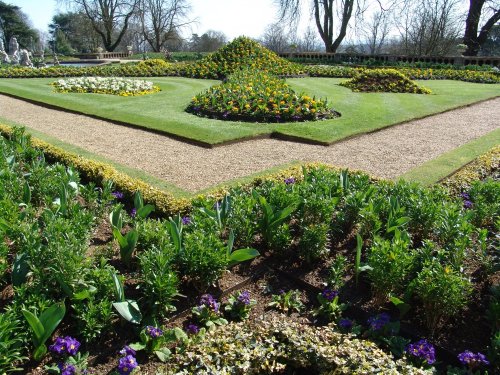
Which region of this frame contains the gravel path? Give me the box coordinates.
[1,94,499,192]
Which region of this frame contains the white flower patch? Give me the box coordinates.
[52,76,159,96]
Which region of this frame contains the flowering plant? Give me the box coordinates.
[45,336,89,375]
[313,288,347,322]
[339,69,432,94]
[191,294,228,328]
[224,290,256,320]
[457,350,489,371]
[52,77,160,96]
[187,68,339,123]
[406,339,436,367]
[129,325,188,362]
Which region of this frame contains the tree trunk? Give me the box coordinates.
[463,0,500,56]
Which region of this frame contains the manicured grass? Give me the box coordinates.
[0,77,498,145]
[398,127,500,185]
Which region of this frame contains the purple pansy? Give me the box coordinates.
[185,323,200,335]
[117,355,138,375]
[112,191,124,200]
[199,294,220,312]
[58,363,76,375]
[284,177,296,185]
[321,288,338,302]
[130,208,137,217]
[458,350,489,369]
[367,313,391,331]
[339,318,353,329]
[406,339,436,365]
[145,326,163,338]
[237,291,251,306]
[181,216,191,225]
[119,345,136,357]
[49,336,80,356]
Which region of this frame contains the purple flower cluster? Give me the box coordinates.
[237,290,251,306]
[145,326,163,338]
[284,177,296,185]
[49,336,81,356]
[199,294,220,312]
[367,313,391,331]
[112,191,124,200]
[117,354,138,375]
[339,318,353,329]
[129,208,137,218]
[457,351,489,368]
[185,323,200,335]
[119,346,136,357]
[460,192,473,209]
[181,216,191,225]
[57,363,76,375]
[321,288,338,302]
[406,339,436,365]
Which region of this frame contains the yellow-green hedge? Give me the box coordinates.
[440,145,500,194]
[0,124,384,216]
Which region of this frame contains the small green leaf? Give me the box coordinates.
[22,309,45,344]
[129,342,146,351]
[134,191,144,209]
[33,344,47,361]
[155,348,171,362]
[12,252,30,286]
[22,181,31,204]
[137,204,154,219]
[38,302,66,345]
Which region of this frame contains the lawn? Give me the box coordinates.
[0,77,498,146]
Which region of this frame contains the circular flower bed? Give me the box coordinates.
[339,69,432,94]
[184,36,304,79]
[51,76,161,96]
[186,68,340,123]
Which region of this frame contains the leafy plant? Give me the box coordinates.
[111,271,142,325]
[0,312,27,373]
[298,223,330,263]
[367,232,415,304]
[138,246,179,316]
[224,290,256,320]
[313,289,347,322]
[191,294,228,329]
[130,325,187,362]
[113,227,139,266]
[199,194,231,230]
[132,190,155,220]
[268,289,304,314]
[252,189,296,247]
[410,261,472,333]
[22,301,66,361]
[327,254,347,290]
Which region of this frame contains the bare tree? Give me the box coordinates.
[463,0,500,56]
[261,23,291,52]
[138,0,192,52]
[393,0,461,56]
[189,30,227,52]
[60,0,140,51]
[362,10,391,54]
[295,25,323,51]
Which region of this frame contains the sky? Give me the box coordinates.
[8,0,305,40]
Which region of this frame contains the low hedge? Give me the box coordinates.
[0,124,191,215]
[159,317,433,374]
[440,145,500,194]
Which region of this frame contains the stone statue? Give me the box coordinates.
[0,50,10,64]
[19,49,33,67]
[9,37,20,64]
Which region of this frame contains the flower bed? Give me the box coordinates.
[186,68,339,122]
[1,128,498,374]
[182,36,304,79]
[51,76,161,96]
[339,69,432,94]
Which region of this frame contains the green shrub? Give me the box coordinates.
[410,260,472,333]
[339,69,432,94]
[187,68,339,122]
[367,234,415,304]
[466,179,500,228]
[183,36,304,79]
[139,246,179,316]
[137,58,170,68]
[178,231,228,289]
[297,223,330,263]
